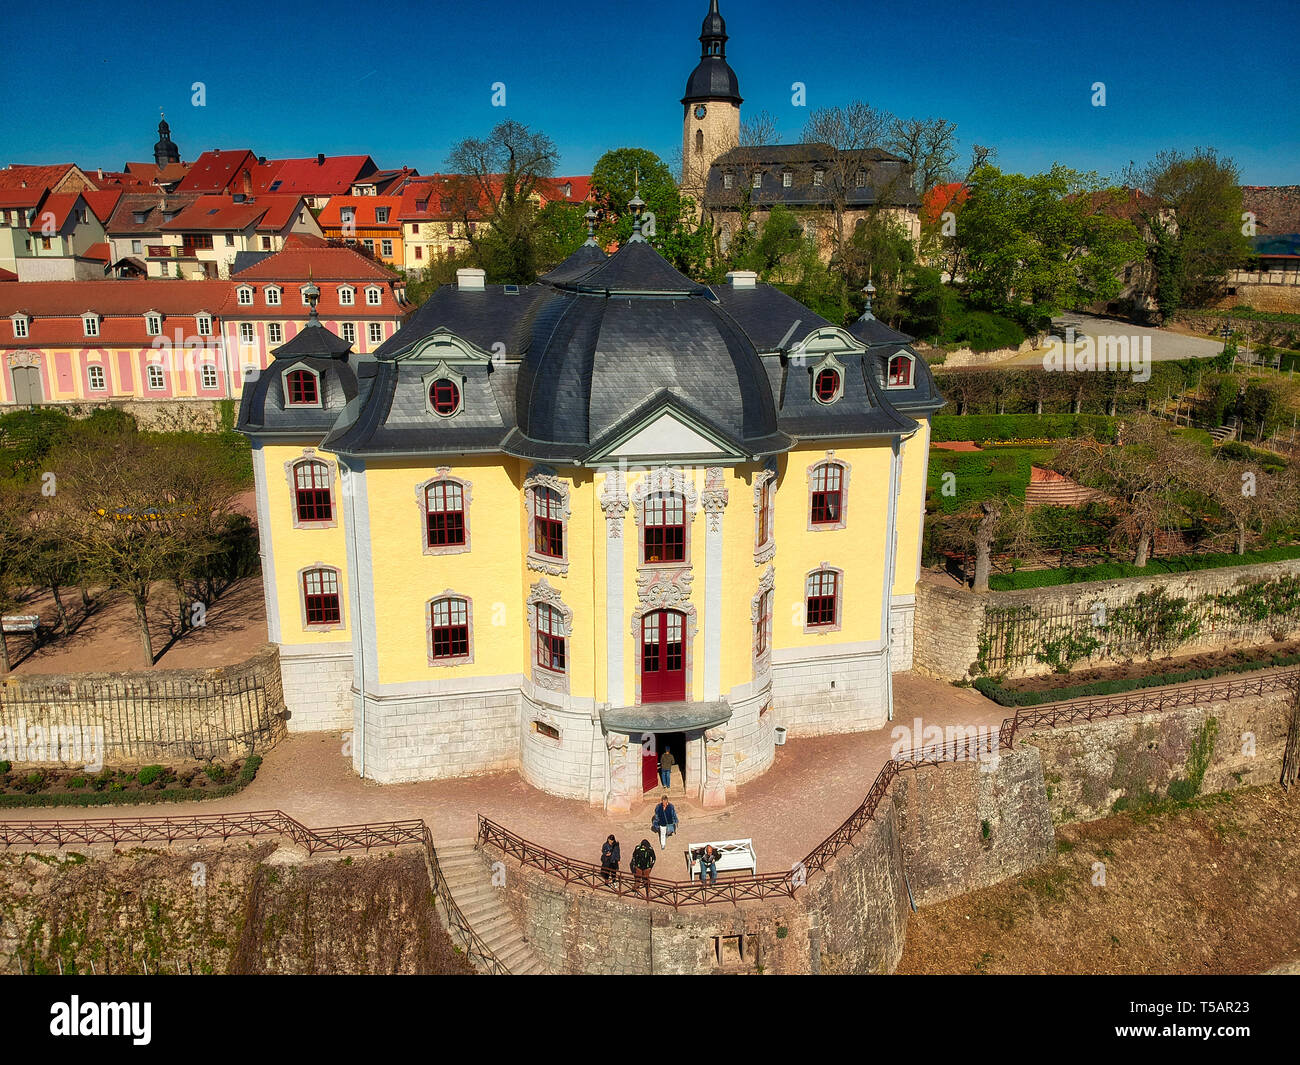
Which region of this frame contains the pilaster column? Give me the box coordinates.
[701,467,728,700]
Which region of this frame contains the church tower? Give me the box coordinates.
[680,0,741,200]
[154,112,180,168]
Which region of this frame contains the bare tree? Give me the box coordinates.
[802,102,896,248]
[1202,458,1300,555]
[888,116,958,195]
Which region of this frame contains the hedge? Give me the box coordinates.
[988,545,1300,590]
[973,651,1300,707]
[0,754,262,809]
[931,414,1118,444]
[927,448,1037,513]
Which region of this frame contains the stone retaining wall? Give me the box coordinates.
[914,557,1300,681]
[0,645,285,765]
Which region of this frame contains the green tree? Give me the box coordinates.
[956,165,1143,319]
[534,200,589,271]
[1126,148,1251,309]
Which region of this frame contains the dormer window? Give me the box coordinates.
[752,172,762,189]
[339,286,355,306]
[196,314,212,336]
[145,313,161,336]
[82,314,99,338]
[856,169,868,188]
[365,286,381,306]
[237,286,254,305]
[723,172,734,190]
[340,207,356,225]
[266,286,281,306]
[888,353,914,388]
[133,211,148,224]
[429,377,461,417]
[375,206,389,223]
[783,171,792,188]
[11,316,28,339]
[285,368,320,406]
[813,169,825,188]
[814,367,842,404]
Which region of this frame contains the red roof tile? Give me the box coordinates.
[81,242,110,262]
[317,195,403,229]
[252,155,377,197]
[0,164,84,191]
[175,150,257,193]
[0,280,232,347]
[28,194,83,233]
[82,189,122,223]
[231,242,395,281]
[160,194,307,233]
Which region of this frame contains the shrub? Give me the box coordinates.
[136,765,170,787]
[204,762,229,784]
[930,414,1118,444]
[0,760,10,774]
[67,776,88,789]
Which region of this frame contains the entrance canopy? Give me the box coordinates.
[601,699,731,734]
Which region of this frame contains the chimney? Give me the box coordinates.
[317,153,325,166]
[456,268,486,291]
[97,168,103,180]
[726,270,758,289]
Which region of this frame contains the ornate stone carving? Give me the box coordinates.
[752,460,778,564]
[630,466,699,518]
[599,466,630,538]
[700,467,729,531]
[526,578,572,694]
[414,467,473,556]
[750,564,776,675]
[634,566,694,611]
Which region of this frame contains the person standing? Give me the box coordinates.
[658,745,676,789]
[631,838,656,891]
[600,834,621,886]
[650,794,678,850]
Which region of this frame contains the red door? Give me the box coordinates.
[642,738,659,793]
[641,610,686,703]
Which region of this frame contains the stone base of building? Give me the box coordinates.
[889,594,915,672]
[279,643,354,733]
[279,643,894,802]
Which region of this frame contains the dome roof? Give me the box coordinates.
[513,240,780,452]
[682,1,741,104]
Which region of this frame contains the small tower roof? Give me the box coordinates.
[682,0,742,105]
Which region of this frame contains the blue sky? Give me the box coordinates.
[3,0,1296,185]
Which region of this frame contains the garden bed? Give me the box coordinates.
[988,544,1300,590]
[973,641,1300,706]
[0,755,261,808]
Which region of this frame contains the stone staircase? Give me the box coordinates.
[434,838,549,975]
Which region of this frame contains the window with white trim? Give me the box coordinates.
[292,459,332,523]
[368,322,382,344]
[145,314,161,336]
[810,462,844,525]
[239,322,255,344]
[339,287,355,306]
[12,317,27,338]
[805,570,839,628]
[200,363,218,390]
[237,286,253,305]
[266,286,281,306]
[365,286,381,306]
[82,315,99,337]
[87,364,106,391]
[196,314,212,336]
[146,364,165,390]
[888,353,913,387]
[429,596,471,663]
[341,322,356,344]
[268,322,283,344]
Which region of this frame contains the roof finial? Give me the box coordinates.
[304,267,320,327]
[862,280,876,320]
[583,206,598,247]
[628,168,647,243]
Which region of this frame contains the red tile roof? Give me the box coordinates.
[83,189,122,224]
[160,194,307,233]
[0,164,85,191]
[316,195,404,228]
[0,280,232,347]
[252,155,377,197]
[105,192,202,236]
[175,150,257,193]
[28,194,82,233]
[0,188,45,209]
[232,242,395,281]
[542,176,592,203]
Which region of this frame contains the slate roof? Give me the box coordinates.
[237,319,358,437]
[244,233,942,458]
[706,145,920,209]
[683,0,741,104]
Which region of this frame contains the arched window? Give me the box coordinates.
[293,460,332,523]
[810,463,843,525]
[429,596,470,662]
[756,478,772,548]
[285,368,318,406]
[302,568,342,628]
[643,492,685,563]
[888,354,913,387]
[695,129,704,153]
[535,602,566,673]
[815,367,841,403]
[805,570,839,629]
[428,377,461,416]
[425,480,465,547]
[533,486,564,558]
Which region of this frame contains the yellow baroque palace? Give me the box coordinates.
[238,217,941,810]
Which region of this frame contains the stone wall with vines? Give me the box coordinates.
[914,558,1300,681]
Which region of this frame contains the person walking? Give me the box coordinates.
[631,838,656,891]
[650,794,678,850]
[658,745,676,789]
[600,834,621,886]
[697,843,719,885]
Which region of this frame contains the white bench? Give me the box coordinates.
[685,838,757,879]
[1,615,39,634]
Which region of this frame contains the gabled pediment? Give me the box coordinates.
[588,399,746,463]
[401,328,494,364]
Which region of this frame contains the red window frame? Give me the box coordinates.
[815,368,840,402]
[806,571,838,627]
[533,487,564,558]
[643,492,686,563]
[429,597,470,660]
[294,460,332,523]
[425,481,466,547]
[303,568,341,626]
[535,603,566,673]
[429,377,460,415]
[810,463,843,525]
[888,355,912,387]
[286,369,318,405]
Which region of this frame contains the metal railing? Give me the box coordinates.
[480,670,1300,909]
[0,809,513,975]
